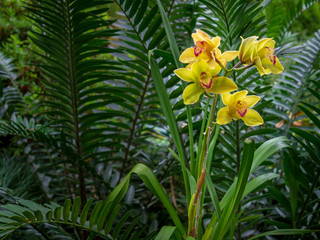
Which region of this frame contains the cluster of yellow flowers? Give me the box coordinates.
[174,29,284,126]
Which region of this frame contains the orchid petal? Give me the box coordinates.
[179,47,196,63]
[183,83,204,105]
[222,92,232,105]
[207,76,238,94]
[221,51,239,62]
[197,29,211,40]
[207,58,217,68]
[253,57,267,76]
[217,107,232,125]
[174,68,196,82]
[192,29,210,45]
[210,36,221,48]
[208,64,221,76]
[191,60,209,76]
[232,90,248,103]
[257,38,275,51]
[261,56,284,74]
[242,109,264,126]
[243,95,260,108]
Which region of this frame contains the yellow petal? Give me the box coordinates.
[192,29,210,45]
[207,77,238,94]
[179,47,196,63]
[210,36,221,48]
[253,57,267,76]
[216,107,233,125]
[214,48,222,59]
[257,38,275,52]
[207,58,217,68]
[197,29,211,40]
[239,36,258,63]
[232,90,248,103]
[198,51,212,60]
[192,33,201,45]
[186,62,194,69]
[222,92,232,105]
[183,83,204,105]
[191,59,209,76]
[242,109,264,126]
[208,63,221,76]
[261,56,284,74]
[243,95,260,108]
[251,44,258,62]
[221,51,239,62]
[174,68,196,82]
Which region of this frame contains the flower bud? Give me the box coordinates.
[238,36,258,64]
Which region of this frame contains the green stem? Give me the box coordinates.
[197,96,217,179]
[236,120,241,174]
[194,95,218,238]
[232,61,242,69]
[225,62,254,77]
[194,98,210,177]
[233,62,254,72]
[216,58,231,73]
[187,105,195,171]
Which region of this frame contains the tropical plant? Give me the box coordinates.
[1,0,320,239]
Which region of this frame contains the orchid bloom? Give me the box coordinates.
[253,38,284,76]
[174,60,238,105]
[216,90,263,126]
[238,36,284,76]
[179,29,238,68]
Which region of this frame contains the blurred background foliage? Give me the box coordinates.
[0,0,319,239]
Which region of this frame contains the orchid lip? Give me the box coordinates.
[194,41,206,57]
[194,46,202,57]
[269,55,276,65]
[236,100,248,117]
[201,78,213,89]
[237,108,247,117]
[199,71,213,89]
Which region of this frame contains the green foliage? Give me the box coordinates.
[1,0,320,239]
[0,196,134,239]
[0,153,40,201]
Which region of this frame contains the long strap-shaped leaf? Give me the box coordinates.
[203,136,289,240]
[154,226,177,240]
[106,163,186,237]
[155,226,197,240]
[211,139,255,240]
[156,0,195,184]
[248,229,320,240]
[149,53,191,204]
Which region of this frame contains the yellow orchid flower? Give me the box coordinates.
[238,36,284,76]
[179,29,238,68]
[174,60,238,105]
[216,90,263,126]
[253,38,284,76]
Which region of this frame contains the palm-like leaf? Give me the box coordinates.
[25,0,126,203]
[266,0,319,41]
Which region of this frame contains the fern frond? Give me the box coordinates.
[267,30,320,132]
[0,52,17,84]
[0,196,129,239]
[266,0,319,41]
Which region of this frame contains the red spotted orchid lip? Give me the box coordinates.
[237,108,247,117]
